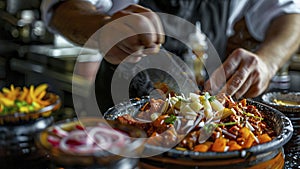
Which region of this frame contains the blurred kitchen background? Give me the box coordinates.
[0,0,299,117]
[0,0,102,120]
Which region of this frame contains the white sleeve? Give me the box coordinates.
[245,0,300,41]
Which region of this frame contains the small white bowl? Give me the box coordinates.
[261,92,300,113]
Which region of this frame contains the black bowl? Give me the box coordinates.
[104,98,293,161]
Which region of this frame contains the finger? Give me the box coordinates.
[114,10,157,40]
[243,72,267,98]
[123,4,165,44]
[120,12,157,47]
[104,46,131,64]
[119,36,145,53]
[98,15,138,53]
[233,75,255,99]
[117,42,144,56]
[119,37,160,56]
[243,83,261,98]
[204,49,244,93]
[222,49,246,78]
[142,44,161,54]
[220,66,252,96]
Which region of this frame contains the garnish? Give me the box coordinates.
[242,111,264,120]
[204,92,211,100]
[208,96,216,102]
[216,121,238,127]
[165,114,177,124]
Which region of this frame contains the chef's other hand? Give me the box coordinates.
[204,48,272,99]
[98,4,164,65]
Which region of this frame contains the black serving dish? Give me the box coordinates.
[104,98,293,168]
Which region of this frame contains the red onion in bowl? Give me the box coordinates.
[36,118,146,167]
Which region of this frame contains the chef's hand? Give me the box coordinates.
[98,4,164,65]
[204,48,272,98]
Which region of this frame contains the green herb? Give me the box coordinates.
[208,96,216,102]
[165,114,177,124]
[243,111,264,120]
[216,121,238,127]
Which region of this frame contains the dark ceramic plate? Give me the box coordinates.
[261,92,300,113]
[104,98,293,159]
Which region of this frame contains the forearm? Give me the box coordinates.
[255,14,300,78]
[50,0,110,45]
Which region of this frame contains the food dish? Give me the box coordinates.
[261,92,300,113]
[36,118,146,167]
[0,84,61,125]
[104,93,293,159]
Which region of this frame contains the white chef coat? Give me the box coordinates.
[41,0,300,41]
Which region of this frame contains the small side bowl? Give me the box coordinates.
[0,93,61,125]
[261,92,300,113]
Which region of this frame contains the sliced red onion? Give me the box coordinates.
[75,124,85,130]
[87,126,128,150]
[49,123,131,155]
[59,130,94,154]
[47,135,60,147]
[52,126,69,138]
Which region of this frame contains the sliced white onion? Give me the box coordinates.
[245,120,255,131]
[210,99,224,112]
[189,93,200,102]
[189,101,203,112]
[224,146,230,152]
[253,135,260,144]
[222,129,237,139]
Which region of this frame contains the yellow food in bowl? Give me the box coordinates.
[273,99,300,106]
[0,84,53,115]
